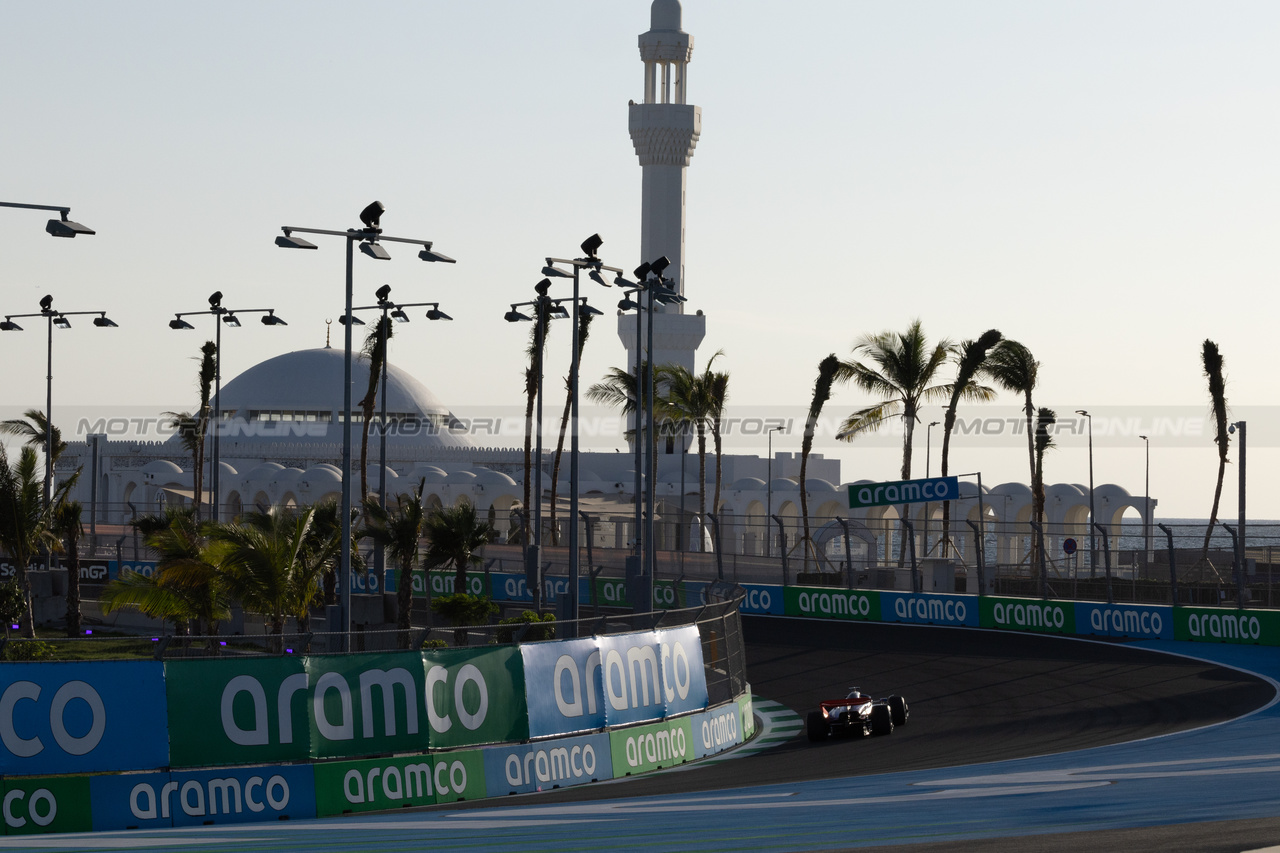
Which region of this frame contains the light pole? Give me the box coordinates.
[169,293,286,521]
[539,236,626,626]
[505,287,600,610]
[766,425,783,557]
[0,202,95,238]
[276,201,455,652]
[925,420,939,556]
[1139,434,1151,564]
[347,285,451,589]
[1075,410,1095,577]
[2,296,117,509]
[1229,420,1246,589]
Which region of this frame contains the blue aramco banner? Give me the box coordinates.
[89,764,316,831]
[881,592,979,628]
[522,638,607,738]
[690,702,745,759]
[1074,602,1174,640]
[0,661,169,776]
[482,731,613,797]
[597,627,708,728]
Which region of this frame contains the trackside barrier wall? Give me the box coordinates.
[0,616,751,835]
[778,585,1280,647]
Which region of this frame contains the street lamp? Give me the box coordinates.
[330,285,452,589]
[1075,410,1095,577]
[925,420,939,556]
[1,201,96,239]
[1,296,116,509]
[539,235,626,627]
[276,201,455,652]
[766,425,784,557]
[1139,434,1151,564]
[169,292,287,521]
[1229,420,1246,590]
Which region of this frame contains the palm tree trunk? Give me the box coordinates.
[696,424,707,552]
[397,554,413,648]
[17,558,34,639]
[549,381,571,547]
[940,411,955,558]
[1202,456,1227,560]
[799,434,811,571]
[712,423,724,523]
[65,541,81,637]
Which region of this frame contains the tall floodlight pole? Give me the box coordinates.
[1,298,117,509]
[1230,420,1246,590]
[766,425,782,557]
[541,236,624,626]
[1076,410,1095,577]
[1139,434,1151,564]
[616,266,650,587]
[276,202,455,652]
[0,202,97,508]
[346,287,451,588]
[169,294,286,520]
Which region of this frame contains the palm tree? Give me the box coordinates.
[423,501,496,594]
[549,312,595,545]
[800,355,840,568]
[658,355,722,551]
[163,342,218,516]
[520,300,554,545]
[939,330,1003,556]
[53,500,84,636]
[363,485,426,644]
[102,508,228,638]
[1201,340,1230,561]
[836,321,952,563]
[0,446,74,637]
[985,339,1040,498]
[358,317,393,504]
[210,507,315,641]
[0,409,65,469]
[704,357,730,520]
[307,499,345,606]
[1033,407,1057,527]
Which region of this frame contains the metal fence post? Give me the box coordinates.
[1092,522,1114,605]
[966,519,985,596]
[1157,523,1178,605]
[902,518,919,592]
[771,514,788,586]
[1029,521,1048,599]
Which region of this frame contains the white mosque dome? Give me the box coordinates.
[192,348,471,450]
[651,0,682,31]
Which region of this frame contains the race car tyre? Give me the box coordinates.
[807,711,830,742]
[888,695,909,727]
[870,703,894,736]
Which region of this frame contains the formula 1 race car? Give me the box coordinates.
[807,688,909,741]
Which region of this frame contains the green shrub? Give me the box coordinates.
[495,610,556,644]
[2,640,55,661]
[421,638,448,650]
[0,582,24,634]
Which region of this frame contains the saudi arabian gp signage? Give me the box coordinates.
[849,476,959,510]
[0,661,169,776]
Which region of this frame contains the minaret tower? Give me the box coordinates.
[619,0,705,377]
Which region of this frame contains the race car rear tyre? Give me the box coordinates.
[807,711,830,742]
[888,695,909,727]
[870,704,894,736]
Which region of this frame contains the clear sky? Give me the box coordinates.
[1,1,1276,518]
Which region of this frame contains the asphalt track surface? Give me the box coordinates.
[5,617,1280,852]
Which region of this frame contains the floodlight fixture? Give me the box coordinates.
[339,314,366,326]
[505,306,532,322]
[648,256,670,276]
[222,313,241,327]
[418,244,457,264]
[550,303,570,319]
[359,200,385,231]
[425,308,452,321]
[541,262,573,279]
[534,278,552,296]
[93,314,118,328]
[0,320,22,332]
[375,284,392,302]
[169,317,195,330]
[580,233,603,259]
[588,269,611,288]
[580,302,604,317]
[618,295,639,311]
[45,217,95,238]
[39,295,53,312]
[53,315,71,329]
[360,241,391,261]
[390,308,410,323]
[209,291,223,309]
[633,262,651,280]
[275,232,318,249]
[613,272,636,288]
[260,312,288,326]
